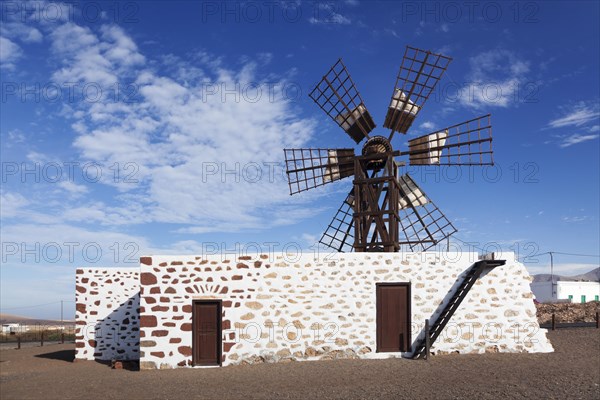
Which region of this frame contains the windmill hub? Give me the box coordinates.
[361,135,392,170]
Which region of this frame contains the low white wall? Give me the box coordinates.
[75,268,140,361]
[557,281,600,303]
[138,252,553,369]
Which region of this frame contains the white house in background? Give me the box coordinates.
[1,323,28,334]
[531,281,600,303]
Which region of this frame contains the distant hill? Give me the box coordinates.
[0,313,73,325]
[533,267,600,283]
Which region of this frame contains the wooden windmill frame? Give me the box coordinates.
[284,45,496,253]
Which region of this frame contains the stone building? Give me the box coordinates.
[75,251,553,369]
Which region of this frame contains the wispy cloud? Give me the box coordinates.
[548,102,600,128]
[561,215,592,223]
[547,102,600,148]
[309,3,351,25]
[559,134,599,148]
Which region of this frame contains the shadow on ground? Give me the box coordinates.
[35,349,75,362]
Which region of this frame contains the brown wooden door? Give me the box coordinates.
[377,283,410,352]
[193,301,221,366]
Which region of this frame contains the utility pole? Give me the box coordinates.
[549,252,556,299]
[60,300,63,330]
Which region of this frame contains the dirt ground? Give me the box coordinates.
[1,329,598,400]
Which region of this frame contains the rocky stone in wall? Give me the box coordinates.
[135,252,553,369]
[75,268,140,361]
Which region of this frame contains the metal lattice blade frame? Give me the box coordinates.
[396,174,457,251]
[384,46,452,137]
[404,114,494,166]
[319,190,355,252]
[284,148,355,195]
[309,59,376,144]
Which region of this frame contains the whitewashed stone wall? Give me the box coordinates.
[75,268,140,361]
[138,252,553,369]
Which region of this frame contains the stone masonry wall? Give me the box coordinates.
[138,252,553,369]
[75,268,140,361]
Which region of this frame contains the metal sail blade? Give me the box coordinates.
[384,46,452,137]
[284,148,355,195]
[319,190,355,252]
[395,174,457,251]
[404,114,494,166]
[309,59,376,144]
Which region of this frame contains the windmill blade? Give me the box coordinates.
[404,114,494,166]
[309,59,376,144]
[384,46,452,137]
[319,190,355,252]
[284,148,355,195]
[395,174,457,251]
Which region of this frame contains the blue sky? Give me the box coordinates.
[1,0,599,319]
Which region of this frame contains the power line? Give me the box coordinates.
[523,251,600,261]
[451,238,600,262]
[545,251,600,258]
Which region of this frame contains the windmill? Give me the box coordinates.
[284,46,495,253]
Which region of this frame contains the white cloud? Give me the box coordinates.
[300,233,318,246]
[5,129,26,146]
[561,215,592,223]
[309,3,351,25]
[384,28,400,38]
[26,151,51,163]
[45,21,317,232]
[57,181,89,195]
[62,201,146,226]
[436,45,453,55]
[0,192,30,219]
[0,36,22,69]
[50,23,145,88]
[547,102,600,148]
[0,22,43,43]
[309,14,351,25]
[458,49,530,110]
[558,134,599,148]
[419,121,435,130]
[548,102,600,128]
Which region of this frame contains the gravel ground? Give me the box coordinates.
[1,329,598,400]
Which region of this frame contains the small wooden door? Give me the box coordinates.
[376,283,411,352]
[192,301,221,366]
